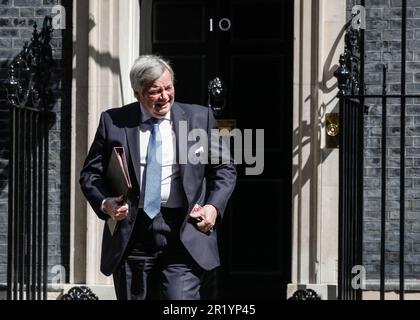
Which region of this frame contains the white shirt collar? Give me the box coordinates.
[139,102,171,123]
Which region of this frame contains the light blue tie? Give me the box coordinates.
[144,118,162,219]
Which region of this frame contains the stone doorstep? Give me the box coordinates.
[363,291,420,300]
[287,283,420,300]
[365,280,420,291]
[5,283,420,300]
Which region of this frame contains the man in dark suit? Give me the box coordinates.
[79,55,236,300]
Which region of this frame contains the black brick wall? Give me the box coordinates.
[0,0,72,285]
[348,0,420,288]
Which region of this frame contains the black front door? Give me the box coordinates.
[143,0,293,299]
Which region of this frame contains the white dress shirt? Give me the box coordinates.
[138,103,184,208]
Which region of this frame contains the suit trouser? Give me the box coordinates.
[113,208,204,300]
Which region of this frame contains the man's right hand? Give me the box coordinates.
[102,195,129,221]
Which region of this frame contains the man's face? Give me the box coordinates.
[137,69,175,118]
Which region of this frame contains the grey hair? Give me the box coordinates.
[129,55,174,95]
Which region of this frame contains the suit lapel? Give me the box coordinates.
[171,103,191,199]
[124,103,142,188]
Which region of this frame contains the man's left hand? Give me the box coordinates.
[189,204,218,234]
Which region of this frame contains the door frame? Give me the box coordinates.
[140,0,295,298]
[289,0,345,299]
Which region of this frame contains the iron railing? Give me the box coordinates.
[336,0,412,300]
[5,17,54,300]
[335,20,365,300]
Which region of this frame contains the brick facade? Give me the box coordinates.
[347,0,420,288]
[0,0,72,285]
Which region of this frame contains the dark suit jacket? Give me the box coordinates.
[79,102,237,276]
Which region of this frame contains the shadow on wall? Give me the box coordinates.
[292,21,348,196]
[69,1,126,284]
[291,14,348,276]
[72,11,125,106]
